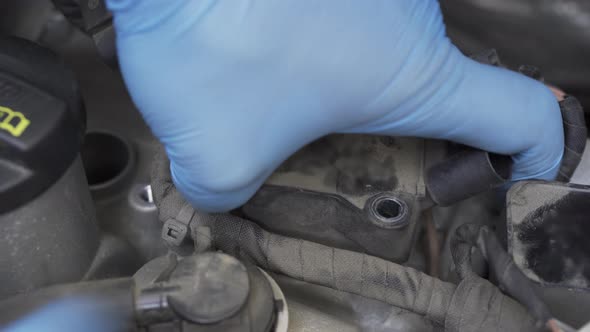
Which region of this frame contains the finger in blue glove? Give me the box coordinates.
[4,298,124,332]
[107,0,563,212]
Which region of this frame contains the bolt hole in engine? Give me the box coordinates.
[368,195,409,229]
[81,131,135,196]
[376,198,402,219]
[129,184,157,212]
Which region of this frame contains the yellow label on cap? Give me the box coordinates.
[0,106,30,137]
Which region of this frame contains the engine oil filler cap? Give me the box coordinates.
[0,36,85,213]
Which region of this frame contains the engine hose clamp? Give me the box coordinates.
[162,203,195,248]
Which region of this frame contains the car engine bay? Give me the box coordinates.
[1,1,590,331]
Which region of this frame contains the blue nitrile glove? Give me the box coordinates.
[106,0,564,212]
[4,298,124,332]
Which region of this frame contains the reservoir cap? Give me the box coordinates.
[0,36,85,213]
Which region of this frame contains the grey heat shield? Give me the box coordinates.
[151,147,536,332]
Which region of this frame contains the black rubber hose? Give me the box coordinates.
[451,224,554,331]
[557,96,587,182]
[425,50,588,206]
[424,95,586,206]
[515,65,587,183]
[477,227,553,325]
[423,49,512,207]
[426,150,512,207]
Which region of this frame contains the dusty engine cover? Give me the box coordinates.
[242,135,428,263]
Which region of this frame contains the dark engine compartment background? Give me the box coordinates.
[442,0,590,113]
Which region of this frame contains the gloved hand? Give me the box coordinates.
[106,0,564,212]
[4,298,124,332]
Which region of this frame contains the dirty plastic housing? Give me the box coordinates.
[507,181,590,328]
[243,135,426,263]
[507,181,590,289]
